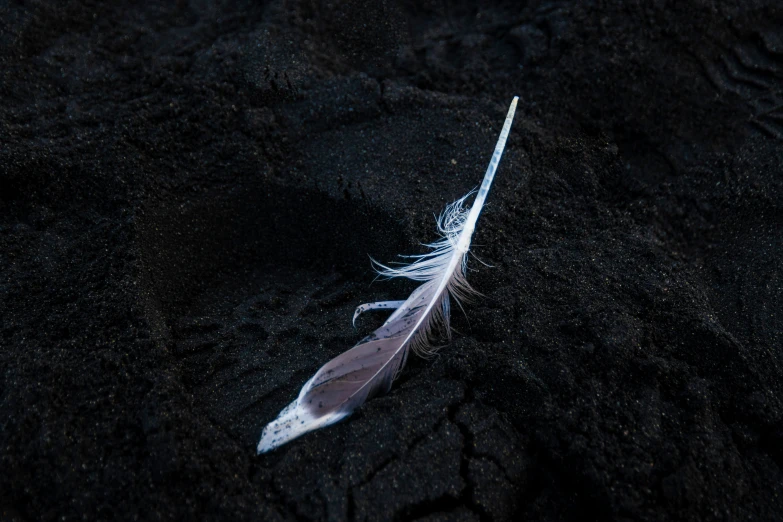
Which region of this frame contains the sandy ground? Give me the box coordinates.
[1,1,782,520]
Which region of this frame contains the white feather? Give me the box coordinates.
[257,97,518,453]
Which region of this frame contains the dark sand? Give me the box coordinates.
[1,1,782,520]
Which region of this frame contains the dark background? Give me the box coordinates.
[1,1,782,520]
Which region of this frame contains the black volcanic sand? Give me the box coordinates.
[2,1,782,520]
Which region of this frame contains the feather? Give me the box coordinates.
[257,97,519,454]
